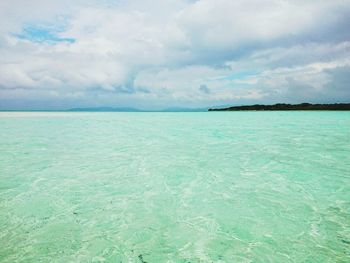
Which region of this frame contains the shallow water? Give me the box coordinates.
[0,112,349,262]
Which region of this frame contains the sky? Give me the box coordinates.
[0,0,350,110]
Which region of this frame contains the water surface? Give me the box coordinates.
[0,112,349,262]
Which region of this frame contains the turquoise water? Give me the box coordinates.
[0,112,349,262]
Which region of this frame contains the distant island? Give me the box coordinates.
[208,103,350,111]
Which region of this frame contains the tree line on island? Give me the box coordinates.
[208,103,350,111]
[67,103,350,112]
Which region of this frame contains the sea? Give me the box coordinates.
[0,111,349,262]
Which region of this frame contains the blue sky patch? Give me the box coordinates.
[209,70,261,82]
[15,25,75,44]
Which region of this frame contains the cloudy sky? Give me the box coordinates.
[1,0,350,110]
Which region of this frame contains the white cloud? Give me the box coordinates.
[0,0,350,109]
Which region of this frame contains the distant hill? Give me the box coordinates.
[69,107,207,112]
[69,107,143,112]
[161,107,207,112]
[208,103,350,111]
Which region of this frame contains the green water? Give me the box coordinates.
[0,112,349,262]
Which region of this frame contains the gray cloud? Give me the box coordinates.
[323,66,350,102]
[199,84,210,94]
